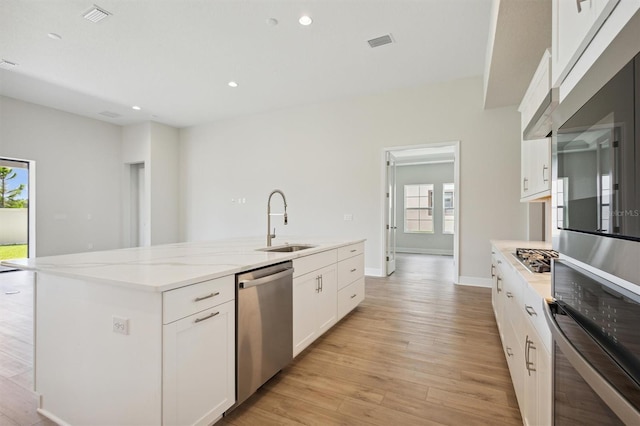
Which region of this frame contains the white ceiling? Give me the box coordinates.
[0,0,550,129]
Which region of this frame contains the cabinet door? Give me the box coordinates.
[552,0,619,85]
[163,301,235,426]
[522,323,552,426]
[521,138,551,201]
[316,264,338,336]
[293,272,320,356]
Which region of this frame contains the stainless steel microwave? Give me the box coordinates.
[552,50,640,287]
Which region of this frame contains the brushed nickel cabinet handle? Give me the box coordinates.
[506,291,513,298]
[576,0,588,12]
[496,276,503,293]
[491,264,496,278]
[542,165,549,182]
[350,268,357,273]
[523,177,529,192]
[350,249,357,253]
[350,294,357,299]
[194,292,219,302]
[194,311,219,323]
[525,305,537,316]
[506,346,513,357]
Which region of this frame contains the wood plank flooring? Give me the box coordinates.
[0,254,521,426]
[222,254,521,426]
[0,271,55,426]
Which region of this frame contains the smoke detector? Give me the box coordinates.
[367,34,394,48]
[83,5,111,23]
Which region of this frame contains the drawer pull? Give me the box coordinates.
[350,268,357,273]
[506,346,513,357]
[194,311,219,323]
[350,293,357,299]
[194,292,219,302]
[506,291,513,299]
[525,305,537,316]
[350,249,357,253]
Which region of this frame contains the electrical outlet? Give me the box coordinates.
[112,316,129,335]
[344,214,353,221]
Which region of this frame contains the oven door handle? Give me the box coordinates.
[543,300,640,425]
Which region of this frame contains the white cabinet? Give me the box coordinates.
[162,277,235,426]
[522,322,552,426]
[521,138,551,202]
[490,244,552,425]
[293,251,338,356]
[337,246,365,321]
[519,49,555,141]
[552,0,620,87]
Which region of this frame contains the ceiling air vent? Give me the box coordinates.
[0,59,18,70]
[83,5,111,23]
[367,34,394,48]
[99,111,121,118]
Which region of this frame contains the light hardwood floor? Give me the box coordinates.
[0,254,521,426]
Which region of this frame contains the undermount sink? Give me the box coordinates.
[257,244,316,253]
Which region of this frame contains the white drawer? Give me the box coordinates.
[337,242,364,262]
[522,283,552,352]
[338,277,365,320]
[337,254,364,290]
[293,249,337,278]
[163,275,235,324]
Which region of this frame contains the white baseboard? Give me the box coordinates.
[396,247,454,256]
[365,267,384,277]
[456,275,492,288]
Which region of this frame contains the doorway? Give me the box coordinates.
[382,142,460,283]
[0,157,35,272]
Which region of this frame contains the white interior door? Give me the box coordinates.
[385,152,397,275]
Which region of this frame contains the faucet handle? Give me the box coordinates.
[270,227,276,239]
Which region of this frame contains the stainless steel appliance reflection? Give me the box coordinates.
[545,260,640,425]
[229,261,294,412]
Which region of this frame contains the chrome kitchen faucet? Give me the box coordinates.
[266,189,288,246]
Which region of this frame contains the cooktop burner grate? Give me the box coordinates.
[514,248,559,273]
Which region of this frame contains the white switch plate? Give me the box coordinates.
[344,214,353,221]
[112,316,129,335]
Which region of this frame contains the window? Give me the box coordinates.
[443,183,454,234]
[404,184,433,233]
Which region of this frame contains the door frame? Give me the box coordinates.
[380,141,460,284]
[0,156,36,263]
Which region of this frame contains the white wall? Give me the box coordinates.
[0,96,123,256]
[122,122,180,247]
[149,123,179,245]
[179,76,528,281]
[395,163,454,254]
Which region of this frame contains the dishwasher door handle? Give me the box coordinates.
[239,268,294,289]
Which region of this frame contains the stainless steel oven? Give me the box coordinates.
[544,259,640,425]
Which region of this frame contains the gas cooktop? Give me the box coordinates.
[513,248,559,273]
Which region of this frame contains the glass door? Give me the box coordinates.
[0,158,30,271]
[385,152,397,275]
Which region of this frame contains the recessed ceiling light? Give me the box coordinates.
[0,59,18,70]
[132,105,141,111]
[228,81,238,88]
[298,15,313,26]
[83,5,111,23]
[47,33,62,40]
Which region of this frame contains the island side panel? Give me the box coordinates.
[35,273,163,425]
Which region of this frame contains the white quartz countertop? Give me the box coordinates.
[490,240,552,299]
[0,237,365,292]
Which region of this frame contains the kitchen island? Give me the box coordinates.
[1,237,365,426]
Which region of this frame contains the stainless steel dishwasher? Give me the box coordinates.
[231,261,293,411]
